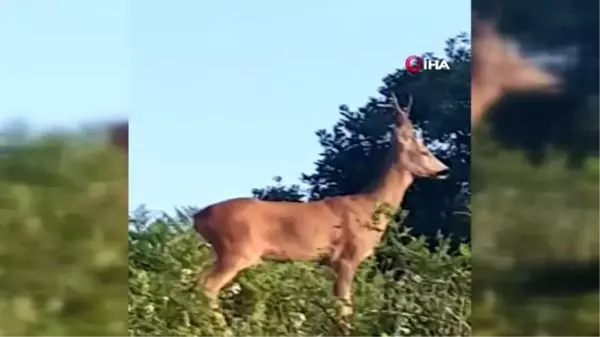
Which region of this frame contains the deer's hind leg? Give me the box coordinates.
[202,255,255,299]
[201,251,259,327]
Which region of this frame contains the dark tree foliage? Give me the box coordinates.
[251,176,305,202]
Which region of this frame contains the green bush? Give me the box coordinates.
[0,126,128,335]
[128,211,471,336]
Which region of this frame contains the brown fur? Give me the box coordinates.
[193,94,449,323]
[471,15,560,125]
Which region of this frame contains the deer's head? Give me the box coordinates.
[473,18,560,92]
[471,17,561,124]
[389,94,450,179]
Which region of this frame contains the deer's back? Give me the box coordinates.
[194,196,379,261]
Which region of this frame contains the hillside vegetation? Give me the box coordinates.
[128,210,471,336]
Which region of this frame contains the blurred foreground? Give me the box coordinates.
[472,130,599,336]
[0,123,128,335]
[471,0,599,335]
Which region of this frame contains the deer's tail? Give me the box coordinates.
[193,206,214,242]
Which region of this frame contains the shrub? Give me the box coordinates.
[128,210,471,336]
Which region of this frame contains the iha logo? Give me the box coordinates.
[405,55,450,74]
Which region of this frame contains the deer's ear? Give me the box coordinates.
[399,95,413,117]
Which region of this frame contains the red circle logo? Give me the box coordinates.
[405,55,423,74]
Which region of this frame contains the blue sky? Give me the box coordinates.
[0,1,470,213]
[0,0,129,129]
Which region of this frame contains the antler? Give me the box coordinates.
[389,93,413,128]
[390,93,413,116]
[377,93,414,125]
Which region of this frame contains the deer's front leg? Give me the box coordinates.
[332,259,358,319]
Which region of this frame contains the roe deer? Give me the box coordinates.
[193,94,450,324]
[471,15,560,125]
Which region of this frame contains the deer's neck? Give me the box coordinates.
[366,163,414,209]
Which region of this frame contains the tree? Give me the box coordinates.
[252,176,305,202]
